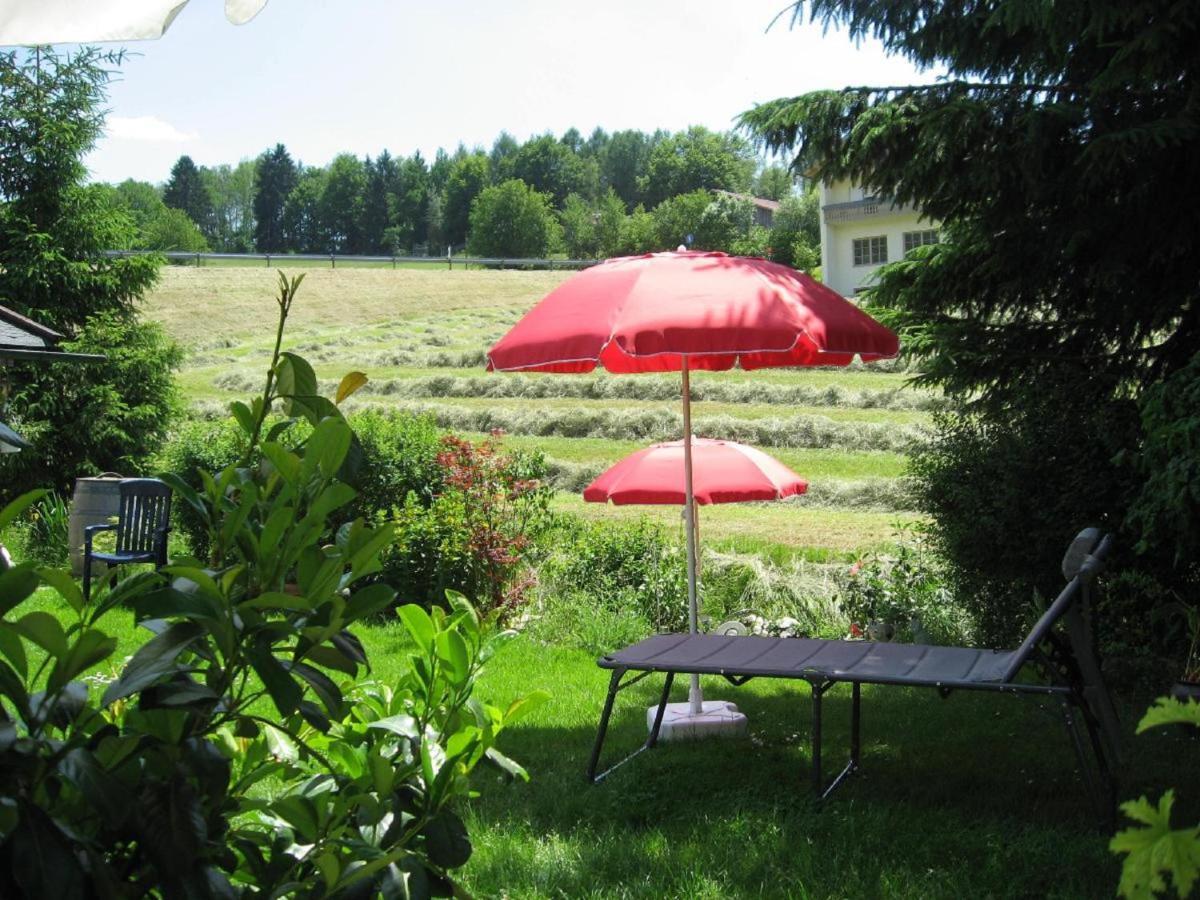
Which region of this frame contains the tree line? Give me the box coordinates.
[99,126,820,265]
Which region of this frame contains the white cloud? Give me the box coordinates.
[106,115,196,143]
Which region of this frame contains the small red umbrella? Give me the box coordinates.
[488,250,898,716]
[583,438,807,506]
[582,438,807,732]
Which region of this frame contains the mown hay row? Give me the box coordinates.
[345,373,940,411]
[342,401,922,452]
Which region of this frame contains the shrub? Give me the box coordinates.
[347,408,445,517]
[0,313,182,499]
[160,410,446,558]
[537,518,689,633]
[835,523,975,645]
[383,433,552,621]
[908,381,1137,648]
[155,416,244,558]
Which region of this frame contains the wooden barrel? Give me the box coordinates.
[68,475,123,577]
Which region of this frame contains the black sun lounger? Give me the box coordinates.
[587,528,1122,818]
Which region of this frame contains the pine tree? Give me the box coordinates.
[253,143,297,253]
[162,154,215,240]
[742,0,1200,646]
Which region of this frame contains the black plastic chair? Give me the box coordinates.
[83,478,172,603]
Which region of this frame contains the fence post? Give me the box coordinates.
[195,252,201,267]
[266,254,271,268]
[331,254,336,269]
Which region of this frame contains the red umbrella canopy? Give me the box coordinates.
[583,439,808,506]
[487,251,899,373]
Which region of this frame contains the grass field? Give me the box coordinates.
[145,265,928,558]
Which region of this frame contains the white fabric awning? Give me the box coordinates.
[0,0,267,45]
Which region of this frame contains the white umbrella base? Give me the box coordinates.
[647,700,748,742]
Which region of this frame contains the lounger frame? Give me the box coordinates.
[586,530,1121,821]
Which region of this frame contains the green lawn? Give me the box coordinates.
[452,635,1183,899]
[19,571,1186,900]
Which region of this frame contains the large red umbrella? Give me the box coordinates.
[488,250,898,717]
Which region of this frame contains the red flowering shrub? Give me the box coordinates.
[386,431,551,620]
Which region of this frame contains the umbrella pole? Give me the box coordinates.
[682,357,703,715]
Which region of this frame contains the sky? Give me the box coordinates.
[83,0,938,185]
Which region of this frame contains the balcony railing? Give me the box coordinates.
[822,196,914,224]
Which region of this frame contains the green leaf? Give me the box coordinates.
[504,689,551,727]
[435,629,469,683]
[305,416,353,479]
[0,659,31,720]
[336,371,369,404]
[49,629,116,693]
[102,621,202,705]
[246,643,303,718]
[262,723,298,762]
[398,605,436,653]
[131,585,223,623]
[1111,790,1200,899]
[0,626,28,679]
[58,748,128,824]
[260,442,301,483]
[300,643,359,676]
[230,400,256,437]
[0,564,41,617]
[136,777,208,875]
[241,591,312,612]
[368,714,419,739]
[485,746,530,782]
[270,794,321,844]
[35,566,83,613]
[331,629,367,665]
[1137,696,1200,734]
[11,611,68,659]
[288,661,343,721]
[287,394,342,428]
[313,851,340,891]
[275,351,318,403]
[11,808,85,897]
[346,582,396,621]
[422,810,472,869]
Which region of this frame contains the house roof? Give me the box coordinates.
[0,305,105,363]
[715,190,782,213]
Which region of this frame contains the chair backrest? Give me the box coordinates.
[115,478,172,559]
[1000,528,1112,683]
[991,528,1123,771]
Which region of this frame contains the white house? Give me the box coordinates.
[818,179,940,297]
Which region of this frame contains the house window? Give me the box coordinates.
[903,229,939,253]
[852,235,887,266]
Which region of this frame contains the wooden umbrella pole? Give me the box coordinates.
[681,356,703,715]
